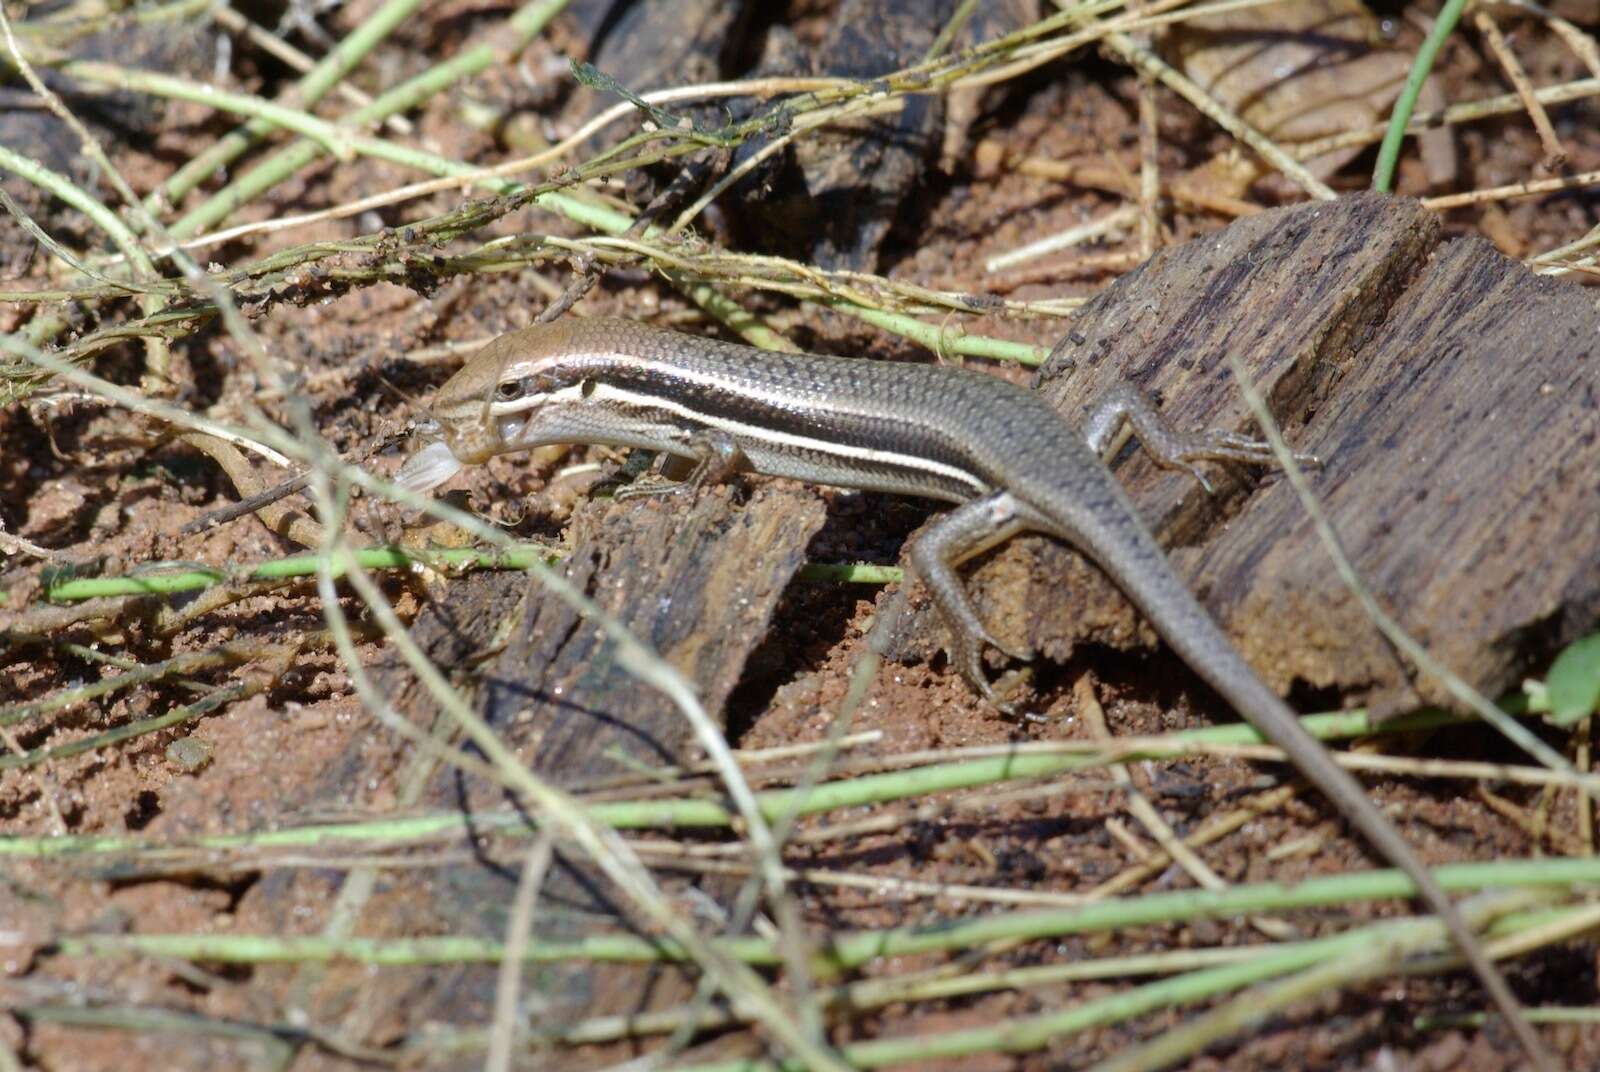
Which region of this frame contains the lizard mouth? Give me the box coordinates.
[496,414,527,445]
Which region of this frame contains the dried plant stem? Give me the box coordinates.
[1472,7,1566,170]
[1423,168,1600,210]
[1046,1,1334,200]
[1299,76,1600,162]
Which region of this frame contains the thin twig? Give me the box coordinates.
[1133,0,1160,259]
[1422,168,1600,210]
[1296,75,1600,162]
[486,833,555,1072]
[1472,7,1567,170]
[0,520,57,561]
[986,205,1139,273]
[178,430,406,540]
[1491,0,1600,76]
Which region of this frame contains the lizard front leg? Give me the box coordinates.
[1082,381,1318,492]
[614,429,748,500]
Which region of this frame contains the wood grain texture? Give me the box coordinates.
[1189,234,1600,707]
[964,191,1598,709]
[472,482,825,784]
[296,483,825,1046]
[898,192,1442,669]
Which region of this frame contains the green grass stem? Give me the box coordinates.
[1372,0,1468,192]
[0,708,1504,859]
[48,875,1597,972]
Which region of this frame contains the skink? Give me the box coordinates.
[398,316,1541,1062]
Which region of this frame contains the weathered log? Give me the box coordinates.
[280,484,824,1052]
[926,191,1599,711]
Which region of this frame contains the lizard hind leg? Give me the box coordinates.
[1081,380,1319,493]
[907,492,1035,709]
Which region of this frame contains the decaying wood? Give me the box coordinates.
[287,482,825,1046]
[466,482,825,787]
[893,191,1434,668]
[726,0,956,270]
[555,0,744,127]
[939,190,1599,711]
[552,0,1043,271]
[276,192,1597,1049]
[1189,231,1600,709]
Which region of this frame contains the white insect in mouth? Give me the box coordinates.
[395,436,464,493]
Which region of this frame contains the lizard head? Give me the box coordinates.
[395,319,599,492]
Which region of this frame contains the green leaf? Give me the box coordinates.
[1547,632,1600,726]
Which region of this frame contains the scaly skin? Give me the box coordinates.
[400,318,1545,1066]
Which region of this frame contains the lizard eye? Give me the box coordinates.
[497,376,547,402]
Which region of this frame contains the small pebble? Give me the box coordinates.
[166,737,212,772]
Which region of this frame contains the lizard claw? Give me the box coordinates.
[1180,462,1216,495]
[976,623,1034,665]
[946,628,1031,716]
